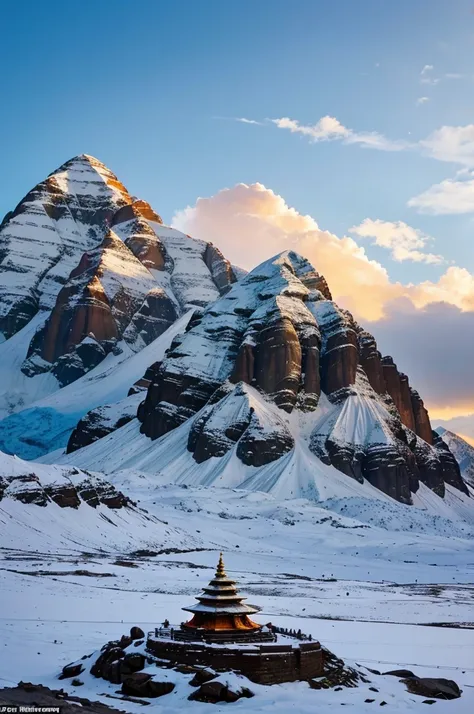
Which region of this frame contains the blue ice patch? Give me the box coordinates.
[0,407,82,460]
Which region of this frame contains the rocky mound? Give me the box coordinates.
[0,683,128,713]
[0,463,132,510]
[67,393,142,453]
[136,251,468,503]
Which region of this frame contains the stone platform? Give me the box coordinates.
[146,630,324,685]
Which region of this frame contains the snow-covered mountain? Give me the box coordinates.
[54,251,470,505]
[437,428,474,487]
[0,156,470,508]
[434,414,474,444]
[0,155,238,455]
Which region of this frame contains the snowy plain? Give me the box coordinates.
[1,464,474,713]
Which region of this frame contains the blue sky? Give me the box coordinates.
[1,1,472,270]
[1,1,473,289]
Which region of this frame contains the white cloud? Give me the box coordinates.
[420,64,439,85]
[271,116,349,141]
[408,174,474,214]
[240,114,474,168]
[416,96,430,106]
[271,115,412,152]
[236,117,263,125]
[420,124,474,167]
[349,218,443,264]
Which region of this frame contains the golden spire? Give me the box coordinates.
[216,552,226,577]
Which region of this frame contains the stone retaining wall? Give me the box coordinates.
[146,636,323,684]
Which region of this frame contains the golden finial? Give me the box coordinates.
[216,552,226,577]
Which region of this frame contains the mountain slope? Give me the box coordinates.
[0,155,132,340]
[59,251,469,505]
[0,311,192,460]
[434,415,474,445]
[0,450,193,554]
[437,428,474,487]
[0,156,239,454]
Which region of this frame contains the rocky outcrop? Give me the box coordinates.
[432,431,469,495]
[139,254,324,440]
[381,357,416,432]
[357,331,385,395]
[0,468,132,510]
[136,251,468,503]
[0,683,129,713]
[312,302,358,399]
[410,389,432,445]
[437,428,474,487]
[21,230,174,383]
[187,382,294,466]
[67,394,142,453]
[203,243,238,293]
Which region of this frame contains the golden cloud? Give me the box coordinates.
[173,182,474,321]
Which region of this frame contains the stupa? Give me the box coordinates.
[181,553,262,638]
[146,553,324,683]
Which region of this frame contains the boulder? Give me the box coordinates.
[383,669,418,678]
[121,673,174,698]
[130,626,145,640]
[90,646,124,678]
[403,678,461,700]
[189,669,217,687]
[59,663,84,680]
[146,680,175,698]
[118,635,133,649]
[188,681,227,703]
[120,673,151,696]
[120,653,145,674]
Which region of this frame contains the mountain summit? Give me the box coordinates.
[131,250,467,504]
[0,155,238,452]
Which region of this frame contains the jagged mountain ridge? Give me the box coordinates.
[131,251,468,504]
[0,155,238,426]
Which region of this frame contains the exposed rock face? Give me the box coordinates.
[410,389,432,445]
[432,431,469,495]
[0,155,239,416]
[381,357,416,432]
[67,393,143,453]
[0,469,132,509]
[357,331,385,395]
[22,230,178,383]
[312,302,358,400]
[0,155,132,340]
[437,428,474,487]
[137,251,468,503]
[139,253,324,441]
[187,382,294,466]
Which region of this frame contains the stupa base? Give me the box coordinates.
[146,631,324,684]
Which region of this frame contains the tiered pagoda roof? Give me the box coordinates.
[182,553,261,633]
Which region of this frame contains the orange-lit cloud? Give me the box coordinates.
[173,182,474,320]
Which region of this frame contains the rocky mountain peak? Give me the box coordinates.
[137,250,468,503]
[0,155,240,427]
